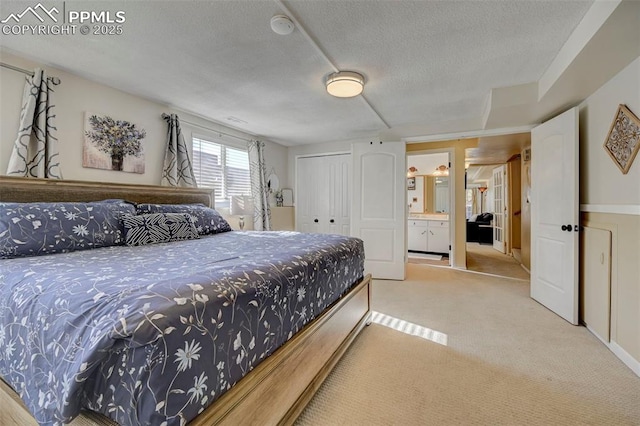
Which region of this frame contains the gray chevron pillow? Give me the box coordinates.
[122,213,200,246]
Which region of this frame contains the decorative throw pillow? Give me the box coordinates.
[0,201,136,259]
[122,213,200,246]
[135,203,232,235]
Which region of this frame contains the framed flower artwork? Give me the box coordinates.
[83,112,147,173]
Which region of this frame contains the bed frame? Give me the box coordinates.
[0,176,372,426]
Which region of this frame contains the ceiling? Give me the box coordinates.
[465,133,530,166]
[0,0,621,147]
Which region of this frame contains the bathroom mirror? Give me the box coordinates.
[434,177,449,213]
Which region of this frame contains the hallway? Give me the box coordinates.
[466,243,530,280]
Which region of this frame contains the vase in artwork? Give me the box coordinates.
[111,153,124,171]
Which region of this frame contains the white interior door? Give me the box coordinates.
[492,165,506,253]
[326,154,351,236]
[351,141,406,280]
[296,156,323,233]
[531,107,579,325]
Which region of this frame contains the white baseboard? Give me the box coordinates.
[585,324,609,346]
[584,326,640,377]
[609,341,640,377]
[520,264,530,274]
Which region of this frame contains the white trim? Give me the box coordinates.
[580,204,640,216]
[609,341,640,377]
[585,324,609,346]
[402,125,535,144]
[583,325,640,378]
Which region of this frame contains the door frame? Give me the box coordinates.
[406,148,455,267]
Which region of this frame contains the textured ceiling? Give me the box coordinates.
[0,0,594,146]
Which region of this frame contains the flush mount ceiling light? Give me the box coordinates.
[270,15,295,35]
[325,71,365,98]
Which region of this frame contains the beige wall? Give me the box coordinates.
[407,139,478,269]
[0,51,289,228]
[582,212,640,363]
[579,56,640,206]
[578,56,640,370]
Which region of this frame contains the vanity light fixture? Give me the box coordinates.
[407,166,418,177]
[326,71,365,98]
[433,164,449,176]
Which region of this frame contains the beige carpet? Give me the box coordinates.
[296,264,640,425]
[466,242,530,280]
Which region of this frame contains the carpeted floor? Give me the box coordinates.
[466,242,530,280]
[296,264,640,425]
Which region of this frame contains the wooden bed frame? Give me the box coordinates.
[0,176,371,426]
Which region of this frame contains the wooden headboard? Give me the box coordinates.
[0,176,214,207]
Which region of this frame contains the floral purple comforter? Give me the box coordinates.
[0,231,364,425]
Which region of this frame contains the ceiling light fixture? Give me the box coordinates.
[270,15,295,35]
[326,71,365,98]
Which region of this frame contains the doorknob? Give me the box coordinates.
[314,218,319,223]
[561,224,572,231]
[330,219,335,223]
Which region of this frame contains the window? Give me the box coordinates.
[192,136,251,207]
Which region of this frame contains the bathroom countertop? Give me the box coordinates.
[408,214,449,221]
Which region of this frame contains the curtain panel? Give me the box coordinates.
[161,113,197,187]
[6,68,62,179]
[248,140,271,231]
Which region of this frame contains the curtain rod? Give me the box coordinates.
[1,62,34,76]
[179,118,254,143]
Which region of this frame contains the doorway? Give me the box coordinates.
[406,151,452,267]
[464,133,531,280]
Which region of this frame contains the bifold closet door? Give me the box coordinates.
[296,154,350,236]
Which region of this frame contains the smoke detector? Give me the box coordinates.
[270,15,295,35]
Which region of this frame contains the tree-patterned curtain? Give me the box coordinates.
[248,140,271,231]
[6,68,62,179]
[161,113,197,187]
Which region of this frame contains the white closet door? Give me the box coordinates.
[296,154,350,235]
[326,154,351,236]
[296,156,322,233]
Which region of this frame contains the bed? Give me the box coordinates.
[0,176,371,426]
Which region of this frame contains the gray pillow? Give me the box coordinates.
[122,213,200,246]
[0,201,135,258]
[135,203,232,235]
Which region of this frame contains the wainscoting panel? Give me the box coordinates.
[580,226,612,343]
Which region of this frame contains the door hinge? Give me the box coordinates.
[449,244,451,250]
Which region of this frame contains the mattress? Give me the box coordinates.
[0,231,364,426]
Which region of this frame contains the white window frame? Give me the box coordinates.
[191,133,251,208]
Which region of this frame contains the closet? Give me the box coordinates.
[296,154,350,236]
